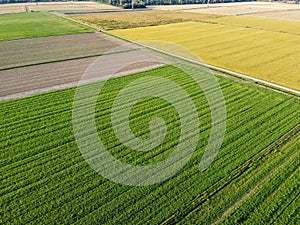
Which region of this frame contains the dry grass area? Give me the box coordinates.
[29,1,118,12]
[0,3,25,14]
[150,2,300,20]
[245,9,300,21]
[147,2,258,11]
[112,21,300,91]
[70,11,222,30]
[0,1,119,14]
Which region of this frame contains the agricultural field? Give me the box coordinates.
[1,65,299,224]
[70,11,221,30]
[168,2,300,21]
[0,47,164,100]
[147,2,257,11]
[1,3,300,225]
[0,12,93,41]
[245,9,300,22]
[112,19,300,91]
[207,15,300,35]
[28,1,119,13]
[154,2,300,16]
[0,32,124,69]
[148,2,300,12]
[177,128,300,225]
[0,3,26,14]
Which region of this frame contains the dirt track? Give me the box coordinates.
[0,32,128,70]
[0,48,167,101]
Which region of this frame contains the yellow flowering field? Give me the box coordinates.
[207,16,300,35]
[112,20,300,91]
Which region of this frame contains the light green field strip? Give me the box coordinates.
[1,66,299,224]
[112,21,300,91]
[207,15,300,35]
[0,12,94,41]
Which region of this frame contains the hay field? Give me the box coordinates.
[70,11,221,30]
[112,21,300,91]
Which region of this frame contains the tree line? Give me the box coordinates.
[0,0,257,5]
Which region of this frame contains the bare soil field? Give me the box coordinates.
[0,48,166,100]
[0,3,26,14]
[0,32,127,70]
[0,1,119,14]
[150,2,300,19]
[245,9,300,21]
[28,1,119,13]
[147,2,257,11]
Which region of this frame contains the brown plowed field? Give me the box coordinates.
[0,32,128,70]
[0,48,166,100]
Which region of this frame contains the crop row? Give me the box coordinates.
[219,140,300,225]
[178,131,300,225]
[112,21,300,91]
[1,65,299,224]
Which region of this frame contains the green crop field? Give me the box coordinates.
[1,65,299,224]
[0,12,93,41]
[112,19,300,91]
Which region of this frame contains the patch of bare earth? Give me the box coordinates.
[0,32,128,70]
[0,48,167,101]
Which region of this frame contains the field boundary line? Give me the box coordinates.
[61,14,300,98]
[101,31,300,97]
[160,123,300,224]
[211,131,300,225]
[0,48,141,72]
[0,63,164,102]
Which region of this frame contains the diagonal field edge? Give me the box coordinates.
[63,14,300,97]
[102,30,300,97]
[64,13,300,97]
[0,64,165,102]
[0,48,142,72]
